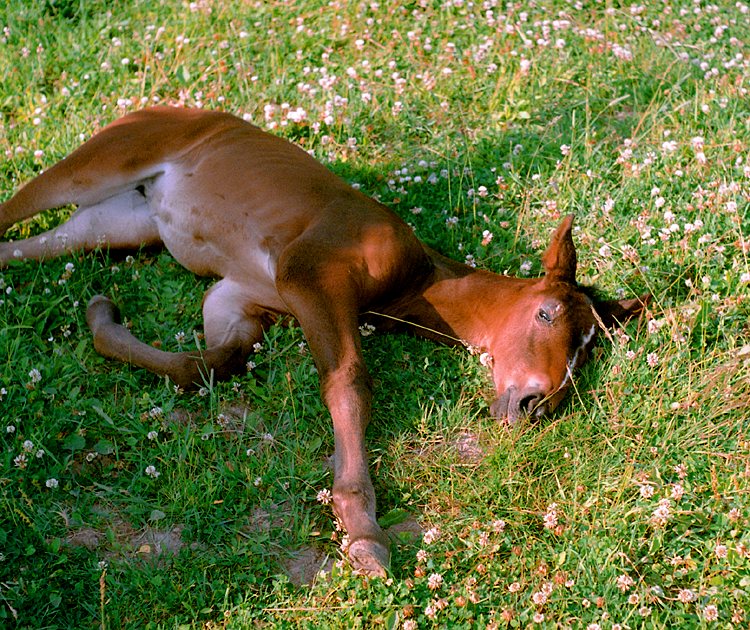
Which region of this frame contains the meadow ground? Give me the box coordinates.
[0,0,748,628]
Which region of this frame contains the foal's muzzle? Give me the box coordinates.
[491,384,553,424]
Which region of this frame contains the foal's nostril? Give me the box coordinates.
[518,392,545,415]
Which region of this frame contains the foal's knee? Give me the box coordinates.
[320,362,372,404]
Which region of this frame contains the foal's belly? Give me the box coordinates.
[145,166,289,312]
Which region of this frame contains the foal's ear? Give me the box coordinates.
[542,214,577,284]
[593,293,651,328]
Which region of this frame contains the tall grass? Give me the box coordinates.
[1,0,748,627]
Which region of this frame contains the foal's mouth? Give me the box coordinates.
[490,385,568,425]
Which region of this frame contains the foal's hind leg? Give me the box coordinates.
[0,189,161,266]
[87,278,270,388]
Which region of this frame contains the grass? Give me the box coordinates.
[1,0,749,627]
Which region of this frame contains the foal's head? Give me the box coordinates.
[488,215,647,423]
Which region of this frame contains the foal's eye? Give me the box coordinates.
[537,308,552,324]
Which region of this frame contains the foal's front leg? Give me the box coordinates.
[277,256,390,577]
[321,350,389,576]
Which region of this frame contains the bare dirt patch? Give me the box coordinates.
[386,514,424,544]
[280,546,335,586]
[65,519,187,562]
[60,496,424,585]
[451,431,485,463]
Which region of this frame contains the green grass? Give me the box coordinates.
[1,0,749,627]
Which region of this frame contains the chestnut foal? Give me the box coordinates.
[0,107,646,576]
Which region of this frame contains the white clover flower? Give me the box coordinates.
[650,499,672,527]
[46,478,59,488]
[532,589,548,605]
[145,465,160,478]
[616,574,635,592]
[543,503,559,529]
[703,605,718,621]
[427,572,444,590]
[677,588,696,603]
[316,488,332,504]
[423,527,440,545]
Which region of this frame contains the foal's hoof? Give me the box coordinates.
[347,538,390,578]
[86,295,120,329]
